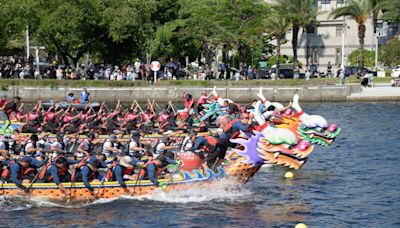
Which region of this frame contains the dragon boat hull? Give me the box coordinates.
[0,167,237,203]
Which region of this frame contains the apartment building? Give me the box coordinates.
[269,0,400,70]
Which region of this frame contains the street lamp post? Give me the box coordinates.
[341,23,349,71]
[374,27,386,71]
[30,46,45,79]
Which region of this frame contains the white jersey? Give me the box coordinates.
[180,136,193,152]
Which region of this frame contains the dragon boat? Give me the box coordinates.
[41,101,100,110]
[0,93,341,202]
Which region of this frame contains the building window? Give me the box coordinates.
[312,48,320,64]
[336,26,342,37]
[320,0,331,11]
[336,0,344,8]
[336,48,342,66]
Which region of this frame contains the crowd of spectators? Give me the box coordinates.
[0,55,267,81]
[1,55,344,82]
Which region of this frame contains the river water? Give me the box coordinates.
[0,102,399,227]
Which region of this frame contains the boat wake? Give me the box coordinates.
[0,180,253,211]
[125,179,253,204]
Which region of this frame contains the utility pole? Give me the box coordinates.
[30,46,45,79]
[26,26,30,61]
[341,22,349,71]
[375,27,385,71]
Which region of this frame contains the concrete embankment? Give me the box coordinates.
[0,85,380,103]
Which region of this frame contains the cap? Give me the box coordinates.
[34,152,45,158]
[20,156,33,164]
[161,136,169,143]
[109,134,117,141]
[119,156,133,168]
[130,130,140,137]
[68,93,74,96]
[56,132,64,139]
[113,130,124,135]
[89,159,101,168]
[14,96,21,100]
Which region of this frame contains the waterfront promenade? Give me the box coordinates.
[2,83,400,103]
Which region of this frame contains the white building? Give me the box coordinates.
[267,0,399,71]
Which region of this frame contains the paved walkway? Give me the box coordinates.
[347,84,400,101]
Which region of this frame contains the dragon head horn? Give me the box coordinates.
[292,93,302,112]
[254,100,266,125]
[212,86,218,97]
[256,87,266,102]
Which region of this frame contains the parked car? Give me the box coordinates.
[344,66,377,77]
[391,65,400,78]
[269,64,305,79]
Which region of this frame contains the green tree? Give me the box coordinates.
[380,0,400,22]
[263,10,291,78]
[330,0,374,70]
[276,0,318,68]
[216,0,270,67]
[380,38,400,66]
[348,49,375,66]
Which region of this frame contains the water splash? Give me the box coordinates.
[0,180,253,210]
[128,179,253,204]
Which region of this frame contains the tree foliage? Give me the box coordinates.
[348,49,375,67]
[380,38,400,66]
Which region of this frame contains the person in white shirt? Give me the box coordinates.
[51,133,68,154]
[102,134,121,159]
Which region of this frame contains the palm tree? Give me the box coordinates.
[330,0,374,70]
[276,0,318,69]
[264,10,291,78]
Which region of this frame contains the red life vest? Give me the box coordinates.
[1,160,33,180]
[1,160,15,179]
[200,135,218,153]
[223,119,240,139]
[184,99,194,109]
[138,160,165,178]
[71,156,91,182]
[38,155,68,181]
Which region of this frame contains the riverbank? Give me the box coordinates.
[1,79,399,102]
[0,77,392,88]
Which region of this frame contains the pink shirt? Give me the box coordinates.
[197,95,207,105]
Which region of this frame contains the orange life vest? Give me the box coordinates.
[71,156,91,182]
[138,159,165,178]
[38,156,68,182]
[1,160,34,180]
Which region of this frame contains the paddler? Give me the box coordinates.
[4,156,47,192]
[80,88,91,104]
[140,151,182,190]
[3,96,21,121]
[180,130,197,152]
[0,94,8,109]
[38,156,78,195]
[207,112,253,169]
[50,132,68,154]
[76,132,96,158]
[66,93,77,103]
[106,156,141,192]
[73,158,101,193]
[102,134,122,159]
